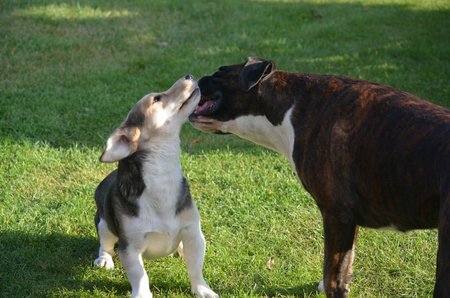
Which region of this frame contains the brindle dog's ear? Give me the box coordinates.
[239,57,275,91]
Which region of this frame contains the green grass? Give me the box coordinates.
[0,0,449,297]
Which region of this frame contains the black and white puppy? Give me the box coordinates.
[94,75,218,298]
[190,57,450,298]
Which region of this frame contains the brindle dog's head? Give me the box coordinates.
[189,57,276,133]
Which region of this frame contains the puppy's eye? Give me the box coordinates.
[153,95,162,103]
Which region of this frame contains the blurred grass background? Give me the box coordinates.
[0,0,449,297]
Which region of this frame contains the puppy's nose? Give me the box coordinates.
[184,74,194,80]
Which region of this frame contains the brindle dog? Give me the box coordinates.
[189,57,450,298]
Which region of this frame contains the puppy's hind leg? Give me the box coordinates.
[169,242,184,258]
[94,216,118,269]
[181,223,218,298]
[435,188,450,298]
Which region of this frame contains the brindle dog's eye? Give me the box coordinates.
[154,95,162,103]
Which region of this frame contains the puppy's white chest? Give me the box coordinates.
[123,193,184,259]
[124,214,182,259]
[122,164,187,259]
[142,230,180,259]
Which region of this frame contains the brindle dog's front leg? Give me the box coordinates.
[322,209,357,298]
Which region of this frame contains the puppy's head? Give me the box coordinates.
[189,57,275,133]
[100,75,200,163]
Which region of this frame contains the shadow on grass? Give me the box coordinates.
[0,229,203,297]
[1,0,448,150]
[0,229,320,297]
[0,231,90,295]
[0,230,126,297]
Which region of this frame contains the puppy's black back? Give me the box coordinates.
[95,170,119,236]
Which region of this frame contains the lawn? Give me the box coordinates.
[0,0,449,297]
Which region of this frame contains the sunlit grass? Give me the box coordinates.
[13,3,137,20]
[254,0,450,10]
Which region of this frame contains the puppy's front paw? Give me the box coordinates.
[192,284,219,298]
[94,256,114,269]
[131,291,153,298]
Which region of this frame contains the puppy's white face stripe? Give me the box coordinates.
[224,106,296,168]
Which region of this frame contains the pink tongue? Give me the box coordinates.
[195,100,215,113]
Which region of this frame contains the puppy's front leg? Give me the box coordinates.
[182,223,219,298]
[119,248,152,298]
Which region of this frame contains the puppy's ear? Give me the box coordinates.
[239,57,275,91]
[99,126,141,163]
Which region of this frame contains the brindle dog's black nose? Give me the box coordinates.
[185,74,194,80]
